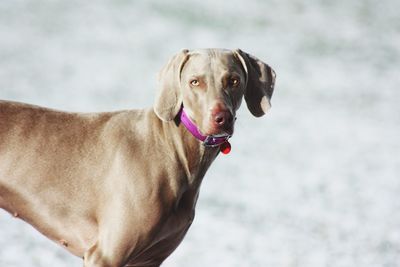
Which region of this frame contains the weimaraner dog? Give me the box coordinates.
[0,48,275,267]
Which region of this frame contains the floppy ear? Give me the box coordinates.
[154,49,189,121]
[234,49,276,117]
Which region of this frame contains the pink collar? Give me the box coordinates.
[178,107,232,154]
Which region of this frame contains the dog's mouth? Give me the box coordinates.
[203,122,235,137]
[179,107,234,148]
[205,128,233,137]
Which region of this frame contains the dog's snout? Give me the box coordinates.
[214,111,232,127]
[205,104,235,135]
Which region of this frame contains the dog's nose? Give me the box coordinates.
[213,111,233,127]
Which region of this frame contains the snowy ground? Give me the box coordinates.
[1,0,399,266]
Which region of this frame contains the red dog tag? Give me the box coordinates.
[220,141,231,154]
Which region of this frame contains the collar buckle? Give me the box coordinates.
[203,134,231,147]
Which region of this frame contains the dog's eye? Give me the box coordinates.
[230,77,240,87]
[190,79,200,86]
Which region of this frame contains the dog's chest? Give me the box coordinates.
[126,192,197,265]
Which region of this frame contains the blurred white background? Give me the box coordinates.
[1,0,399,266]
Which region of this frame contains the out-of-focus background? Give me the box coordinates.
[1,0,399,266]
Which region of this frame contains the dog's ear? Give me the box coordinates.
[234,49,276,117]
[154,49,189,121]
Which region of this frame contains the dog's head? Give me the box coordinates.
[154,48,276,136]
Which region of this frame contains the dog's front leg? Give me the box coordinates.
[82,197,166,267]
[83,222,161,267]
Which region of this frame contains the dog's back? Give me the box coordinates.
[0,100,119,255]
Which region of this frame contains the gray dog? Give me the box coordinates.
[0,48,275,267]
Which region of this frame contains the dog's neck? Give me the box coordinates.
[169,113,220,188]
